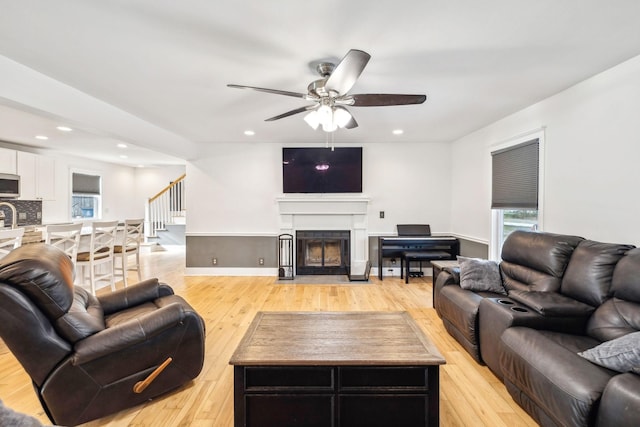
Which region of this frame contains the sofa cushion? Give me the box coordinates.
[611,247,640,303]
[55,287,105,343]
[578,331,640,373]
[586,247,640,341]
[586,297,640,341]
[457,256,506,294]
[561,240,634,307]
[500,231,583,292]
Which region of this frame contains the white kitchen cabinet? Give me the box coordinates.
[36,155,56,200]
[17,151,56,200]
[0,148,17,174]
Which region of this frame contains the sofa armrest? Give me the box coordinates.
[596,373,640,427]
[72,302,185,365]
[509,290,596,317]
[443,266,460,282]
[98,278,174,314]
[478,296,591,379]
[434,268,460,316]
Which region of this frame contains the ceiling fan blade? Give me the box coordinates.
[227,84,309,99]
[350,94,427,106]
[265,105,317,121]
[325,49,371,94]
[344,115,358,129]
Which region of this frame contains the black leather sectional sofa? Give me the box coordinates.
[434,230,640,427]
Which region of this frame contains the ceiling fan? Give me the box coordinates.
[228,49,426,132]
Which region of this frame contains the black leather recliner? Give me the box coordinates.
[0,243,206,426]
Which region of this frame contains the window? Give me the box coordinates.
[490,131,544,260]
[72,172,102,219]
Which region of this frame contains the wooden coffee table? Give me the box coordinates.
[230,311,446,427]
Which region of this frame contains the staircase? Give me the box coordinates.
[146,174,186,246]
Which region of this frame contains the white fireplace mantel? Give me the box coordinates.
[277,196,370,216]
[276,196,370,270]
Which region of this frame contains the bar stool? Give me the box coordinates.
[45,223,83,274]
[114,218,144,287]
[0,228,25,259]
[76,220,118,294]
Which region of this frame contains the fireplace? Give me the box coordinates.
[296,230,350,275]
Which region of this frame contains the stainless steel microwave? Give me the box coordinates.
[0,173,20,198]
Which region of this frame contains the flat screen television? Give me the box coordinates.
[282,147,363,193]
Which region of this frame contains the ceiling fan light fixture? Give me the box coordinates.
[321,122,338,132]
[317,105,332,122]
[304,111,320,130]
[334,107,352,128]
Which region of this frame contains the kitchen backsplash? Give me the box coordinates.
[0,199,43,227]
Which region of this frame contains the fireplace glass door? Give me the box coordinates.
[296,230,350,275]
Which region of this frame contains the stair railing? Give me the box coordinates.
[146,174,186,238]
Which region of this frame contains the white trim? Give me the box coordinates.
[488,128,546,260]
[449,232,489,245]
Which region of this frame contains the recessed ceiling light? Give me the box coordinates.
[35,135,48,140]
[244,130,255,136]
[392,129,404,135]
[56,126,73,132]
[117,143,128,148]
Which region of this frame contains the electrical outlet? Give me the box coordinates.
[212,257,217,265]
[259,258,264,265]
[379,211,385,219]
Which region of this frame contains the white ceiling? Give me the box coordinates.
[2,0,640,167]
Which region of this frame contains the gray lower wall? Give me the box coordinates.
[186,235,278,268]
[458,238,489,258]
[186,234,489,269]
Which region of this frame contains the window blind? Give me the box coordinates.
[72,173,101,195]
[491,139,539,209]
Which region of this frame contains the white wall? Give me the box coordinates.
[41,152,182,224]
[450,53,640,246]
[186,141,452,236]
[134,164,186,205]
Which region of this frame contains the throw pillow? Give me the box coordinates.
[578,331,640,373]
[457,256,506,294]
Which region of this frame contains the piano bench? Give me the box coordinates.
[402,251,453,284]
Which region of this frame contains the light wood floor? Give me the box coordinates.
[0,246,537,426]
